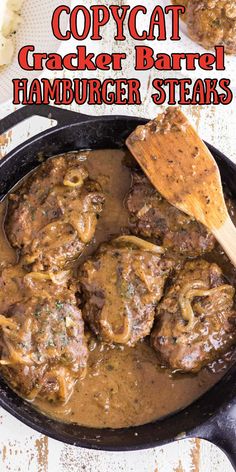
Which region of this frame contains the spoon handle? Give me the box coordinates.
[212,216,236,268]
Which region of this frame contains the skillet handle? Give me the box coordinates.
[0,105,91,135]
[190,404,236,470]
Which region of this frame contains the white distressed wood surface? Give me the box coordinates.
[1,0,236,470]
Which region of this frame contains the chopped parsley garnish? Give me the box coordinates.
[55,301,64,310]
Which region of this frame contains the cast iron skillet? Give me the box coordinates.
[0,105,236,468]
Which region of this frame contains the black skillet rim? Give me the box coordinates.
[0,109,235,461]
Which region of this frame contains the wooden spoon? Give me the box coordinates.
[126,107,236,267]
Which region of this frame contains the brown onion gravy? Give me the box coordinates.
[0,149,235,429]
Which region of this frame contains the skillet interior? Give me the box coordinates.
[0,109,235,453]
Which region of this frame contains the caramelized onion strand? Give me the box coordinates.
[114,235,164,254]
[179,281,235,328]
[100,306,131,344]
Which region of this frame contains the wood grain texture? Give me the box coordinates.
[0,409,234,472]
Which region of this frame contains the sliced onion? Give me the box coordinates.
[49,270,70,285]
[0,314,17,330]
[4,339,33,366]
[24,270,70,286]
[100,306,131,344]
[114,235,164,254]
[179,281,234,328]
[63,168,88,188]
[24,272,51,282]
[0,359,13,365]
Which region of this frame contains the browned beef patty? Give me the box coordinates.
[79,238,173,346]
[126,172,215,257]
[151,260,236,372]
[187,0,236,54]
[0,286,88,403]
[6,154,105,272]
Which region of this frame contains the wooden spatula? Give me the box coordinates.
[126,107,236,267]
